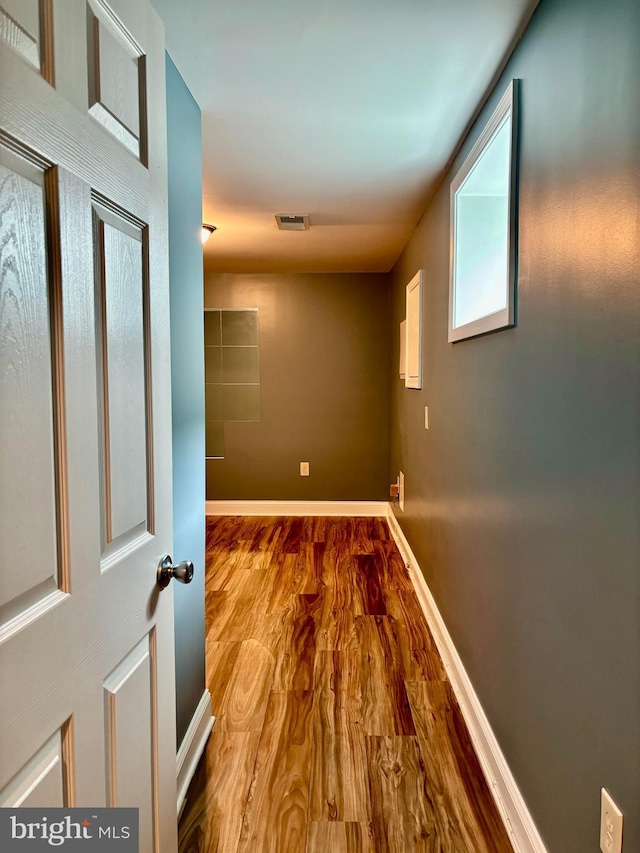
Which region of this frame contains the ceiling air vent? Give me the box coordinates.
[275,213,310,231]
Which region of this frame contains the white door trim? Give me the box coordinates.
[205,500,387,517]
[176,690,215,816]
[385,505,547,853]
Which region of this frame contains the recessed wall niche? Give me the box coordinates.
[204,309,260,459]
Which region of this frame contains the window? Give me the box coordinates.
[449,80,519,342]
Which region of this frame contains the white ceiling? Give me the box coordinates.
[151,0,537,273]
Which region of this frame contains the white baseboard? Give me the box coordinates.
[176,689,215,816]
[205,500,387,517]
[385,506,547,853]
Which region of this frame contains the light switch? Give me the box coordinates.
[424,406,429,429]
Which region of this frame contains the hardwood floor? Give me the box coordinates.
[178,516,512,853]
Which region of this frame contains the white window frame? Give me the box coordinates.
[448,79,519,343]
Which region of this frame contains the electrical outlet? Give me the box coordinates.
[300,461,310,477]
[398,471,405,512]
[600,789,623,853]
[424,406,429,429]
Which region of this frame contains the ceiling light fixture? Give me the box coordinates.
[201,224,217,244]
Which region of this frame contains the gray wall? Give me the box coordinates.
[166,56,206,747]
[205,272,390,501]
[388,0,640,849]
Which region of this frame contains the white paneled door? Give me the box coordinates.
[0,1,177,850]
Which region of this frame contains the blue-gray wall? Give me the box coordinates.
[388,0,640,849]
[166,55,206,748]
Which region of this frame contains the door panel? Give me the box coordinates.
[0,0,176,849]
[0,145,61,621]
[104,633,157,849]
[0,729,70,808]
[0,0,47,72]
[87,0,147,161]
[93,202,150,552]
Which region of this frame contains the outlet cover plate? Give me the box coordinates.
[600,788,623,853]
[300,461,310,477]
[399,471,405,512]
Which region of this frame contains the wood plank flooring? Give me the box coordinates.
[178,516,512,853]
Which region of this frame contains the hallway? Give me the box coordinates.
[178,516,512,852]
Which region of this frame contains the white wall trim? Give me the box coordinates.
[176,689,215,816]
[385,506,547,853]
[205,500,387,517]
